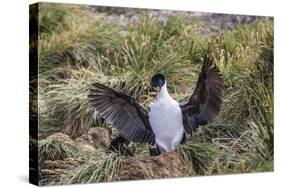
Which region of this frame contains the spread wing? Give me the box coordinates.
[88,83,155,144]
[180,55,224,134]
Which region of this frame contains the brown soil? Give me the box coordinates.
[119,151,184,180]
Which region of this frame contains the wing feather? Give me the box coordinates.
[180,55,224,134]
[88,83,155,144]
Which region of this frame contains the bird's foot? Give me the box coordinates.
[108,136,134,157]
[149,145,161,157]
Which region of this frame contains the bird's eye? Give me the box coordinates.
[158,78,164,86]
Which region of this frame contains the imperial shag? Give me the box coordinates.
[88,55,224,156]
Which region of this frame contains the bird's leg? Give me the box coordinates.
[180,133,186,144]
[108,135,134,156]
[149,144,161,157]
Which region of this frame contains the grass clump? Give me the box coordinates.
[41,151,122,185]
[39,133,79,162]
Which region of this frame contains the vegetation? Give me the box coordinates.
[35,3,273,185]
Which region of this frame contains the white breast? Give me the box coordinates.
[148,96,184,153]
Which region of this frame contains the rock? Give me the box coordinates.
[75,127,110,151]
[75,134,95,151]
[119,151,183,180]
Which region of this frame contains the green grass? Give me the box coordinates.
[34,3,274,185]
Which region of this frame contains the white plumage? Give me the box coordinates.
[149,82,184,153]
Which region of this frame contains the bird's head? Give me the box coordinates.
[151,74,165,93]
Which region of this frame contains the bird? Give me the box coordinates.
[88,55,224,156]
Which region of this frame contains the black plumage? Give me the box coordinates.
[180,55,224,134]
[88,83,155,144]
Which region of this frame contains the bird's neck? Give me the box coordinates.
[156,83,170,100]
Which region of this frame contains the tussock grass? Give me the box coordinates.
[36,3,273,185]
[41,151,122,185]
[39,133,79,162]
